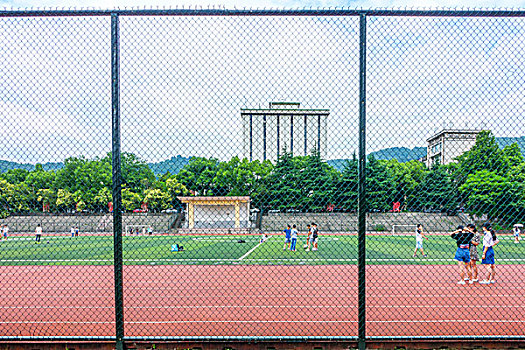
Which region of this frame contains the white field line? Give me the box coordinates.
[238,236,271,261]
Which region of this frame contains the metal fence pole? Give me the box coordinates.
[111,12,125,350]
[358,13,367,350]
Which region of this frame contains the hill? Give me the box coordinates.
[147,155,191,176]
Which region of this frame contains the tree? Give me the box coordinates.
[143,189,170,212]
[56,189,75,212]
[502,143,524,168]
[177,157,220,196]
[385,159,426,209]
[334,155,358,211]
[366,155,394,212]
[415,164,457,212]
[121,187,142,211]
[455,131,509,185]
[459,170,512,222]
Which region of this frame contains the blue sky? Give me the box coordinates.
[1,1,525,163]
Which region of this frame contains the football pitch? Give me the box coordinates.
[0,233,523,266]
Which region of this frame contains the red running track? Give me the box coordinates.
[0,265,523,338]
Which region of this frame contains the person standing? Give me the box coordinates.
[290,224,298,251]
[513,224,521,243]
[450,225,474,284]
[71,226,75,238]
[283,225,292,250]
[304,224,311,250]
[310,223,319,251]
[467,223,480,284]
[2,224,8,240]
[480,223,500,284]
[75,226,79,237]
[413,224,428,258]
[35,224,42,244]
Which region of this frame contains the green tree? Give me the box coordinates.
[415,164,457,212]
[177,157,220,196]
[56,189,76,212]
[366,155,394,212]
[455,131,509,184]
[459,170,512,222]
[502,143,524,168]
[143,188,170,212]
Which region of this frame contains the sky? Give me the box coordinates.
[1,0,525,164]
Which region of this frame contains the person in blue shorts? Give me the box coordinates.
[480,223,500,284]
[283,225,291,250]
[513,224,521,244]
[450,225,474,284]
[290,225,298,251]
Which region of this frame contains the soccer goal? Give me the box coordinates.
[391,224,417,235]
[125,225,152,235]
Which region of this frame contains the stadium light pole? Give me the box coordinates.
[111,12,125,350]
[358,13,367,350]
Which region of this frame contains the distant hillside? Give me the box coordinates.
[368,146,427,162]
[0,160,63,173]
[327,147,426,171]
[2,137,524,175]
[147,155,191,176]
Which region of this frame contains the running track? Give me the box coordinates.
[0,265,524,338]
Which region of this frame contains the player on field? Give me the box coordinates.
[35,224,42,244]
[513,224,521,243]
[304,224,311,249]
[283,225,292,250]
[290,224,298,251]
[413,224,428,257]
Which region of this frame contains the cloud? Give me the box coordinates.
[1,6,524,164]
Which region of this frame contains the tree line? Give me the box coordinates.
[1,131,524,225]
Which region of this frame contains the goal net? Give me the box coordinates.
[125,225,152,235]
[391,224,417,235]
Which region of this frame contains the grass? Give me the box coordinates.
[0,233,523,266]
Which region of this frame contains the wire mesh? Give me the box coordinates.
[0,9,524,343]
[0,15,114,339]
[366,15,525,339]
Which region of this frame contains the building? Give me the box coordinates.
[241,102,329,162]
[177,196,251,230]
[426,129,481,167]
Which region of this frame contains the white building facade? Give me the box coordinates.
[426,129,481,167]
[241,102,329,162]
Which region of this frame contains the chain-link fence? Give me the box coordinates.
[1,9,524,348]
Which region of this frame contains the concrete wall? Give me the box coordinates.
[1,214,175,233]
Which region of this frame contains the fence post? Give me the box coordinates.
[111,12,125,350]
[358,13,367,350]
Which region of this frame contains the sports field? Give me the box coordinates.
[1,233,523,265]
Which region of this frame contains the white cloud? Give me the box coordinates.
[1,3,525,164]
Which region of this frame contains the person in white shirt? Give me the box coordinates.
[513,225,520,243]
[2,225,8,240]
[35,224,42,244]
[413,224,428,258]
[480,223,500,284]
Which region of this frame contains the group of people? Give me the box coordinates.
[281,223,319,252]
[450,222,499,285]
[70,226,80,237]
[1,224,8,240]
[414,222,501,284]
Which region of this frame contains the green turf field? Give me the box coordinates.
[0,234,523,266]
